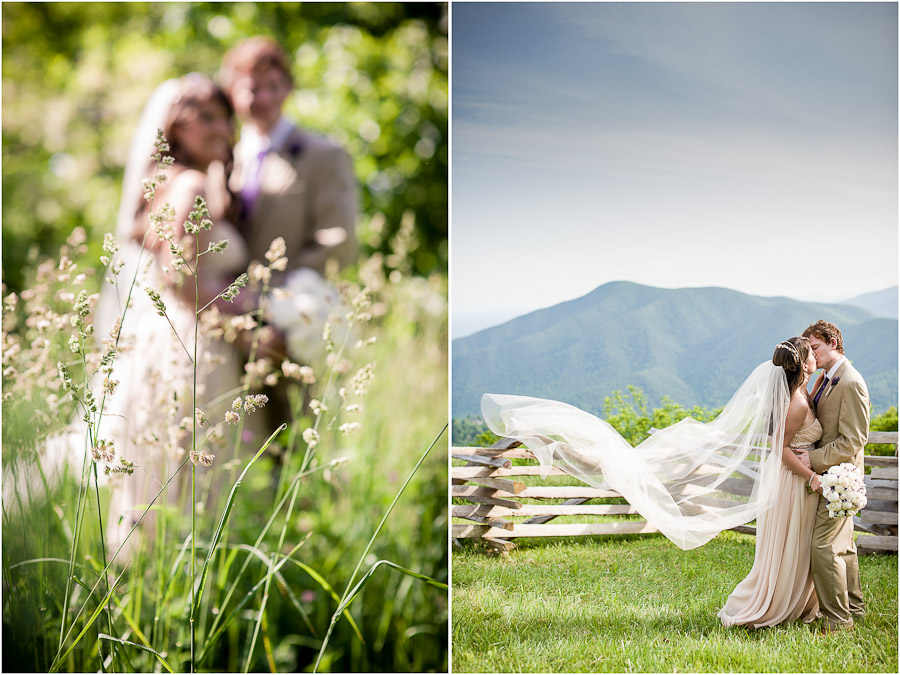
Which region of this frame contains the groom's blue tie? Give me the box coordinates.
[813,376,830,411]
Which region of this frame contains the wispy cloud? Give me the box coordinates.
[452,2,898,315]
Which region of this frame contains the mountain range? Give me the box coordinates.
[452,282,898,419]
[843,286,898,320]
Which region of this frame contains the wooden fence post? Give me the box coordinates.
[452,431,898,553]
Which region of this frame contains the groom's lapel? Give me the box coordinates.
[819,360,849,409]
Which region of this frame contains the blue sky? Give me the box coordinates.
[452,2,898,337]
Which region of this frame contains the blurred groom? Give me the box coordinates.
[797,320,869,633]
[220,36,357,278]
[219,36,358,423]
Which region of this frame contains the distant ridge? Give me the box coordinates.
[842,286,898,320]
[452,281,898,419]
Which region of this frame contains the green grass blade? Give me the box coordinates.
[196,535,308,665]
[337,559,447,615]
[345,424,446,605]
[9,557,76,570]
[313,424,446,673]
[200,456,347,644]
[192,423,286,618]
[291,560,364,643]
[109,594,151,649]
[50,563,129,673]
[233,542,316,637]
[160,532,193,611]
[98,634,174,673]
[272,568,317,635]
[52,456,190,667]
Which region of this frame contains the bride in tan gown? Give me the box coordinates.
[483,336,827,628]
[718,336,822,627]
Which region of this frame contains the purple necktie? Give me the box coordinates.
[241,148,269,216]
[813,376,830,410]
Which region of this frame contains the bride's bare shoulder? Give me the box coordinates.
[153,169,209,223]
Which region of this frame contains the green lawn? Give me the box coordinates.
[452,532,898,673]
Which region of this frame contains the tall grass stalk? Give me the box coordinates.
[195,456,349,665]
[198,537,310,658]
[50,563,130,673]
[243,311,358,670]
[91,462,115,671]
[192,423,286,622]
[50,456,190,670]
[190,227,200,674]
[313,423,447,673]
[57,307,116,666]
[55,144,168,668]
[215,267,273,592]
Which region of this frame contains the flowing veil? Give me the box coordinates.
[482,361,790,550]
[95,79,180,337]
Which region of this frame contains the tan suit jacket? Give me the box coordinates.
[231,125,357,277]
[807,357,868,626]
[809,359,870,473]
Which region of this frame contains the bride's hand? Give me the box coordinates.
[809,473,823,494]
[205,160,230,222]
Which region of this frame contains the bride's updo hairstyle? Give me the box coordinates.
[772,336,811,395]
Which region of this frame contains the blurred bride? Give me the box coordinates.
[95,73,253,552]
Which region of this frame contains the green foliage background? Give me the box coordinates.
[2,3,448,672]
[2,2,448,292]
[453,388,898,453]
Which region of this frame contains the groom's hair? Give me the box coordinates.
[802,320,844,354]
[220,36,293,95]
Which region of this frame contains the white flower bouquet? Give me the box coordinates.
[821,462,867,519]
[264,268,348,364]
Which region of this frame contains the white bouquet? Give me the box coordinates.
[820,462,867,519]
[264,269,349,364]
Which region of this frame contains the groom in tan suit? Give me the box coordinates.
[221,36,357,283]
[798,320,869,632]
[219,37,357,428]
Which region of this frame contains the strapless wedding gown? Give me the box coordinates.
[717,419,822,627]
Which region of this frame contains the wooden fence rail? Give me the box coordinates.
[452,432,898,554]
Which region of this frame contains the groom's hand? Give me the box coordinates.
[792,447,812,470]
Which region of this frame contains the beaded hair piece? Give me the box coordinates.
[774,341,800,367]
[775,341,799,356]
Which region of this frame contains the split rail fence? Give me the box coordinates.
[452,431,898,554]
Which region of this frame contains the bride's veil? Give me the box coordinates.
[482,361,789,550]
[95,78,180,337]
